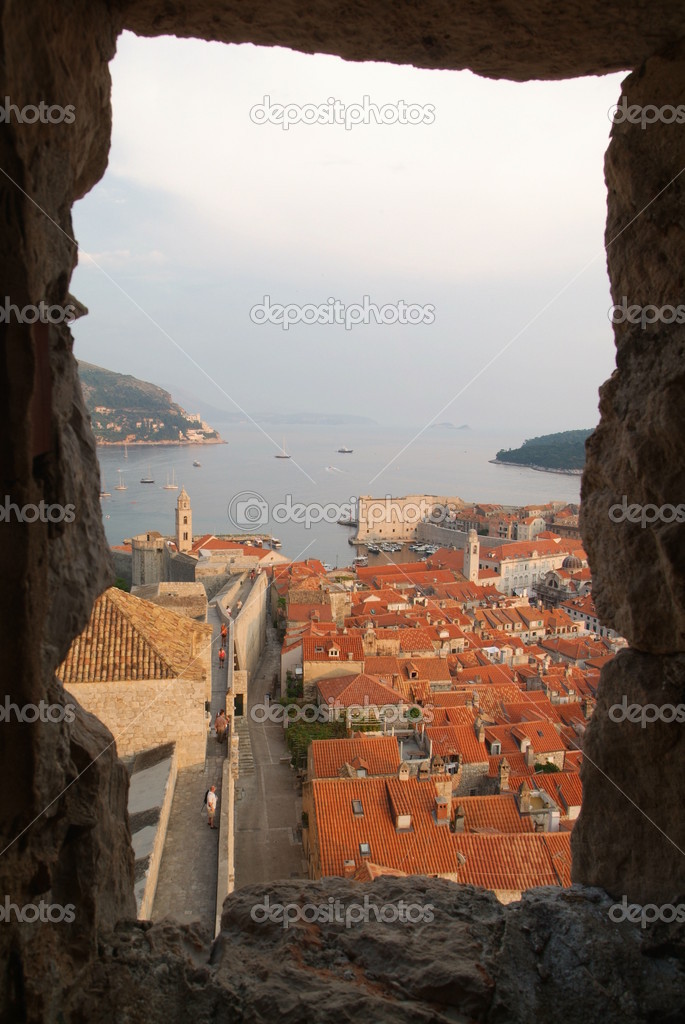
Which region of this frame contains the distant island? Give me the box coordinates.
[492,429,593,475]
[78,362,225,446]
[429,422,470,431]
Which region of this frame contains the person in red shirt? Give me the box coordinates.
[218,647,226,669]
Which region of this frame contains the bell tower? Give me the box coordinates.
[464,528,479,583]
[176,487,192,553]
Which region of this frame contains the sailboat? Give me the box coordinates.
[99,474,111,498]
[114,471,127,491]
[124,443,128,459]
[163,468,178,490]
[274,436,291,459]
[140,466,155,484]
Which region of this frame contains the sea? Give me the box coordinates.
[96,423,582,569]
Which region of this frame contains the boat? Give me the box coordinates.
[322,562,334,572]
[140,467,154,484]
[114,471,127,491]
[337,447,353,454]
[271,537,282,548]
[353,555,368,566]
[380,543,393,552]
[163,469,179,490]
[368,543,381,554]
[274,437,291,459]
[99,474,111,498]
[193,460,201,467]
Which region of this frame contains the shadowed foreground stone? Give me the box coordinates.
[60,880,685,1024]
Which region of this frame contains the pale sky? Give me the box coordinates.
[71,32,625,434]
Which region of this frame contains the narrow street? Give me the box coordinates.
[234,619,307,888]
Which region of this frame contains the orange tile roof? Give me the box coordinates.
[454,794,534,834]
[425,724,489,764]
[316,673,404,708]
[57,587,212,684]
[311,776,572,890]
[309,737,401,778]
[303,636,364,661]
[485,720,567,756]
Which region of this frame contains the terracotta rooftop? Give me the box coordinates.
[309,737,402,778]
[57,587,212,684]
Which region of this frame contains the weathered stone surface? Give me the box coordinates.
[58,882,685,1023]
[1,0,685,1019]
[581,41,685,654]
[114,0,685,81]
[573,649,685,903]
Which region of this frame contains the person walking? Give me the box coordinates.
[218,647,226,669]
[215,709,227,743]
[220,622,227,648]
[206,785,217,828]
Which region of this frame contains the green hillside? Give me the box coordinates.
[78,362,222,445]
[495,429,592,472]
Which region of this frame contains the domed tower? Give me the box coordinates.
[562,554,582,571]
[175,487,192,553]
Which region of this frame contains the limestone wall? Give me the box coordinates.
[65,678,209,768]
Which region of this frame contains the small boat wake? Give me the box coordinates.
[325,465,346,474]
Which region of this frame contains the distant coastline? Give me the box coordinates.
[489,458,583,477]
[96,437,227,447]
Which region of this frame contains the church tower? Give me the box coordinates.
[175,487,192,553]
[464,528,480,584]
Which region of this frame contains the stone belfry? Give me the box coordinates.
[175,487,192,553]
[464,528,480,584]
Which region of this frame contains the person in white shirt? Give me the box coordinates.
[206,785,218,828]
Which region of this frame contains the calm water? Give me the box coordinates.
[96,423,582,567]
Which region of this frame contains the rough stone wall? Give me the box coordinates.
[573,43,685,903]
[1,0,684,1019]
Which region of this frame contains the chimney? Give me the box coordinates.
[524,744,536,768]
[452,804,465,832]
[347,651,353,660]
[498,757,511,793]
[435,794,450,826]
[474,715,485,744]
[343,860,356,878]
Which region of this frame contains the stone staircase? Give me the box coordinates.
[233,716,255,776]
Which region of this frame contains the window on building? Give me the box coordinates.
[359,842,371,856]
[352,800,364,816]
